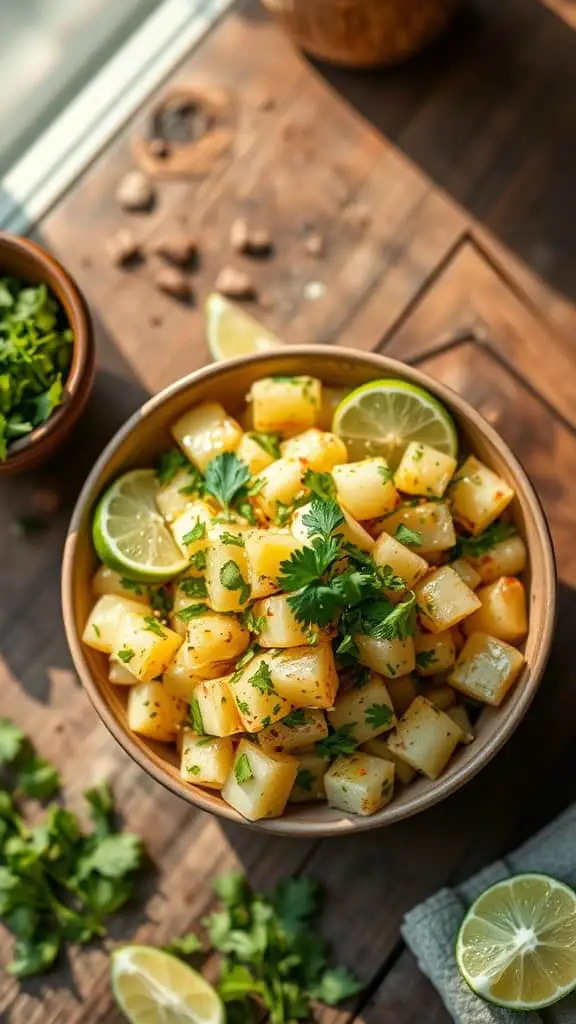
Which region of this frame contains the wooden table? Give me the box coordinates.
[2,1,576,1020]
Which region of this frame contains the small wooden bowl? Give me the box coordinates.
[0,234,95,475]
[62,348,556,837]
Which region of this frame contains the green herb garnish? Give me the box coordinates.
[234,753,254,784]
[249,431,281,459]
[220,560,250,603]
[176,603,210,623]
[455,520,516,558]
[365,704,393,729]
[394,524,422,546]
[117,646,135,664]
[204,452,250,509]
[316,725,358,758]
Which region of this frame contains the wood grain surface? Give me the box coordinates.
[1,1,575,1021]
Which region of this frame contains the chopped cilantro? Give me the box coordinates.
[117,647,135,664]
[394,524,422,546]
[234,753,254,784]
[189,698,205,735]
[220,560,250,603]
[455,521,516,558]
[304,469,336,502]
[143,616,166,638]
[179,577,207,599]
[416,650,436,669]
[282,708,307,728]
[249,431,281,459]
[220,531,245,548]
[156,447,189,486]
[248,661,275,696]
[316,725,357,758]
[295,768,315,792]
[182,518,207,545]
[378,465,395,484]
[176,603,210,623]
[365,704,393,729]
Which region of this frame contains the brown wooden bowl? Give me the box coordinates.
[62,348,556,836]
[0,233,95,475]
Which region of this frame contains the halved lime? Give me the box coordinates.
[456,873,576,1011]
[111,945,224,1024]
[92,470,189,582]
[332,379,458,468]
[205,292,282,361]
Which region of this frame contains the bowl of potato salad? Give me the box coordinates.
[62,348,555,835]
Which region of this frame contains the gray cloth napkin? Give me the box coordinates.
[402,803,576,1024]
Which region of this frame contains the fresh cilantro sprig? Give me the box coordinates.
[304,469,336,502]
[455,520,516,558]
[316,725,358,758]
[204,452,250,509]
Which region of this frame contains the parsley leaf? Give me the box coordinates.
[220,561,250,603]
[316,725,358,758]
[249,432,281,459]
[304,469,336,502]
[156,447,189,486]
[455,520,516,558]
[365,704,394,730]
[234,753,254,783]
[204,452,250,509]
[394,524,423,546]
[301,498,344,541]
[247,662,275,696]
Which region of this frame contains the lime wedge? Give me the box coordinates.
[456,873,576,1011]
[205,292,282,361]
[92,470,189,583]
[111,945,224,1024]
[332,379,458,468]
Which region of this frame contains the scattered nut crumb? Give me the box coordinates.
[105,229,142,266]
[154,266,192,301]
[115,170,155,211]
[304,232,324,257]
[230,217,272,256]
[152,234,198,266]
[215,265,256,300]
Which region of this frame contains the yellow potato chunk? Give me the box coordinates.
[281,429,348,472]
[289,749,327,802]
[253,594,326,648]
[92,567,149,605]
[415,628,456,676]
[291,503,374,552]
[387,696,463,779]
[328,673,396,743]
[448,558,481,590]
[108,659,137,685]
[356,634,415,679]
[170,500,213,558]
[249,376,321,436]
[230,653,291,732]
[254,457,307,520]
[317,385,348,431]
[83,595,146,654]
[463,577,528,643]
[361,737,416,785]
[193,674,243,736]
[467,533,527,584]
[269,644,339,708]
[258,708,328,754]
[112,611,183,683]
[385,673,419,716]
[180,731,234,789]
[222,739,298,821]
[205,523,251,612]
[422,683,457,711]
[378,502,456,554]
[394,442,457,498]
[127,681,186,742]
[245,529,302,599]
[333,458,399,520]
[163,650,233,701]
[450,456,514,535]
[236,433,276,475]
[170,581,207,638]
[185,612,249,672]
[446,705,474,744]
[449,631,524,706]
[415,566,481,633]
[324,753,394,816]
[156,467,201,524]
[372,532,428,589]
[171,400,243,472]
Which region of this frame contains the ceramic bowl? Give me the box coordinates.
[62,348,556,836]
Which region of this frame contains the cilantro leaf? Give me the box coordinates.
[240,608,266,634]
[455,520,516,558]
[316,725,358,758]
[247,661,275,696]
[204,452,250,509]
[378,465,395,484]
[219,531,245,548]
[304,469,336,502]
[178,576,207,599]
[156,447,190,485]
[295,768,315,792]
[177,603,210,623]
[143,616,166,638]
[117,646,135,664]
[272,876,319,930]
[76,832,142,880]
[249,432,281,459]
[234,753,254,783]
[0,718,26,763]
[301,499,344,541]
[220,561,250,603]
[282,708,307,728]
[365,704,394,729]
[394,524,422,546]
[16,756,60,800]
[189,698,205,735]
[416,649,436,669]
[182,519,207,545]
[362,593,417,641]
[164,932,204,957]
[119,577,145,596]
[84,781,114,837]
[309,965,362,1004]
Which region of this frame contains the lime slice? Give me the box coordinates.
[332,379,458,468]
[92,470,189,582]
[111,945,224,1024]
[456,873,576,1011]
[205,292,282,361]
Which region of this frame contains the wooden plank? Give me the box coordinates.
[363,947,450,1024]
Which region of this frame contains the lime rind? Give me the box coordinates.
[205,292,282,361]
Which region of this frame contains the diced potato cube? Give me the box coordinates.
[205,523,251,612]
[324,753,394,816]
[450,456,514,535]
[289,749,327,802]
[269,644,339,708]
[415,628,456,676]
[222,739,298,820]
[254,457,307,520]
[291,502,374,552]
[385,673,419,716]
[446,705,474,744]
[171,581,207,638]
[170,500,213,558]
[112,612,183,682]
[356,634,415,679]
[156,467,201,524]
[387,696,463,779]
[230,653,291,732]
[163,650,233,701]
[361,737,416,785]
[467,533,527,584]
[245,530,302,599]
[92,566,149,605]
[328,673,396,743]
[462,577,528,643]
[236,433,276,475]
[281,429,348,472]
[127,681,186,742]
[415,566,481,633]
[108,659,138,685]
[317,386,348,431]
[253,594,318,648]
[258,708,328,754]
[422,683,457,711]
[333,458,399,521]
[372,532,428,589]
[83,595,146,654]
[171,401,242,472]
[448,558,481,590]
[249,376,321,436]
[378,502,456,554]
[394,442,457,498]
[448,632,524,706]
[193,674,243,736]
[185,612,249,672]
[180,730,234,789]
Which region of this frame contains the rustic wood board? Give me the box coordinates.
[1,2,575,1021]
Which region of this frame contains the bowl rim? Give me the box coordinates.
[62,346,557,837]
[0,232,94,468]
